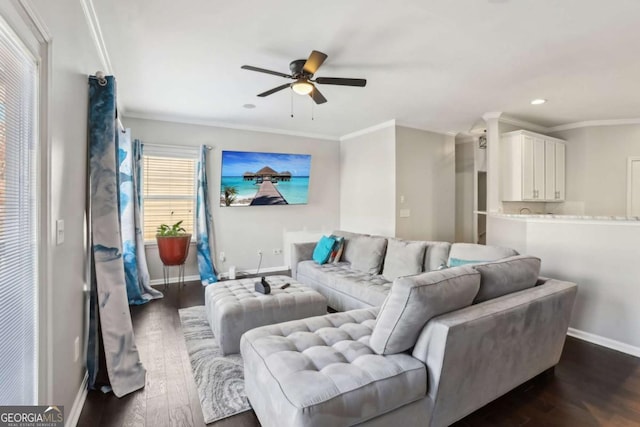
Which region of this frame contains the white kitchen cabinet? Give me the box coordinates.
[545,140,565,200]
[501,130,565,202]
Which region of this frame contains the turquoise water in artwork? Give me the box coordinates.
[221,176,310,205]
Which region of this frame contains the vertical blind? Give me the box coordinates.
[0,18,38,405]
[142,155,196,240]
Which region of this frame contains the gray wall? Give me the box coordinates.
[395,126,455,242]
[31,0,105,413]
[125,117,341,279]
[339,124,396,236]
[455,141,475,242]
[550,124,640,216]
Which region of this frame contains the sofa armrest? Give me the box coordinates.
[412,279,577,427]
[290,241,316,279]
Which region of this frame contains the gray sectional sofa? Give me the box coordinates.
[290,230,519,311]
[240,231,578,427]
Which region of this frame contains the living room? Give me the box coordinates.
[1,0,639,426]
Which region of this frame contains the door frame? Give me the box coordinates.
[627,157,640,217]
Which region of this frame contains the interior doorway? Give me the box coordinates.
[477,171,487,244]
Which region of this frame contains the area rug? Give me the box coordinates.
[178,306,251,423]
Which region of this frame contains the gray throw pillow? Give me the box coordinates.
[382,239,427,281]
[331,230,369,263]
[472,255,541,303]
[370,266,481,355]
[349,235,388,275]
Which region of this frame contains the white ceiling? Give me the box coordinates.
[91,0,640,138]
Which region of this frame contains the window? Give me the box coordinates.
[142,152,197,241]
[0,17,38,404]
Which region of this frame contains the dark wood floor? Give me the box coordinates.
[78,280,640,427]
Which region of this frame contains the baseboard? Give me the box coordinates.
[66,371,88,427]
[567,327,640,358]
[149,275,200,286]
[218,265,289,280]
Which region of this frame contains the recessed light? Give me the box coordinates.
[530,99,547,105]
[243,103,256,109]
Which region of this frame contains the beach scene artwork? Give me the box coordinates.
[220,150,311,206]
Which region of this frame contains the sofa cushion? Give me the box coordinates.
[472,255,541,303]
[297,260,391,307]
[370,266,481,355]
[382,239,427,281]
[448,243,518,266]
[331,230,368,263]
[349,235,388,275]
[240,309,427,427]
[423,241,452,271]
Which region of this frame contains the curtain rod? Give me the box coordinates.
[142,142,214,151]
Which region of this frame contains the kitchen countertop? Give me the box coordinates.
[487,212,640,222]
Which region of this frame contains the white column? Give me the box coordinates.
[482,112,502,213]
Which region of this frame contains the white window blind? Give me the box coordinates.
[142,154,196,241]
[0,18,38,405]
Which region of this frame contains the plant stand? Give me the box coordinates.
[162,263,186,290]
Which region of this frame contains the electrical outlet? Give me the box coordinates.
[273,248,282,255]
[219,251,226,262]
[257,249,263,256]
[74,336,80,362]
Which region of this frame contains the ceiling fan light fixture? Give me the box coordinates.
[292,79,314,95]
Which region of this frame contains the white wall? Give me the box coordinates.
[395,126,455,242]
[339,124,396,236]
[489,215,640,355]
[30,0,105,413]
[550,125,640,216]
[125,117,341,279]
[455,141,475,242]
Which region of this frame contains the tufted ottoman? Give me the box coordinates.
[204,275,327,355]
[240,308,427,427]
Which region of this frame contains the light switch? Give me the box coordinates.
[399,209,410,218]
[56,219,65,245]
[400,195,405,204]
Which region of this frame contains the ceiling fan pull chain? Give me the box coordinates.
[312,98,314,121]
[290,89,294,118]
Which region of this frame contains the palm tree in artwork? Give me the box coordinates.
[223,186,238,206]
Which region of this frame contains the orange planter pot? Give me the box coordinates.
[156,234,192,266]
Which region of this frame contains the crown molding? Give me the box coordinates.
[80,0,114,75]
[16,0,52,42]
[395,120,455,137]
[498,115,550,133]
[339,119,396,141]
[548,118,640,133]
[123,111,340,141]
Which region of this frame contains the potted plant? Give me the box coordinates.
[156,220,191,265]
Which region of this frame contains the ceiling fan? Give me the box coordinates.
[241,50,366,104]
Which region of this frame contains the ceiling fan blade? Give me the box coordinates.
[257,83,291,97]
[315,77,367,87]
[241,65,292,79]
[309,86,327,104]
[303,50,328,75]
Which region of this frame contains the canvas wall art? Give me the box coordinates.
[220,150,311,206]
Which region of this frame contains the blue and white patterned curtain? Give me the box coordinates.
[87,74,146,397]
[196,145,218,285]
[118,132,163,304]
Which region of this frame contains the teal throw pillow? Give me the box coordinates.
[448,258,485,267]
[313,236,337,265]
